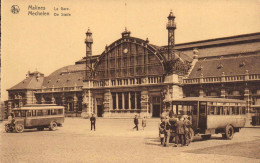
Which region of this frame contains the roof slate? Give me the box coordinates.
[8,76,44,90]
[181,42,260,59]
[188,54,260,78]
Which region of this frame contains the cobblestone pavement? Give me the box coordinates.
[1,118,260,163]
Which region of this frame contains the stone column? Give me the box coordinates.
[122,92,125,110]
[81,91,89,118]
[244,86,250,113]
[116,93,119,110]
[128,92,131,109]
[135,92,137,109]
[140,89,149,117]
[103,89,112,117]
[73,93,78,113]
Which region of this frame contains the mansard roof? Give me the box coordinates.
[188,53,260,78]
[8,75,44,91]
[174,32,260,59]
[42,64,85,88]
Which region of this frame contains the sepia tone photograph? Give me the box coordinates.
[1,0,260,162]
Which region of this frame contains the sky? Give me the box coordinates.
[1,0,260,101]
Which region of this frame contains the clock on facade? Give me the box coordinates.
[123,48,128,54]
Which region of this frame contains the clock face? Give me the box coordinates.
[123,48,128,54]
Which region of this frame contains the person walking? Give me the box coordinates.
[174,116,185,147]
[90,113,96,131]
[142,116,147,130]
[133,115,139,131]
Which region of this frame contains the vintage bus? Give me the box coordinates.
[170,97,247,140]
[7,104,65,133]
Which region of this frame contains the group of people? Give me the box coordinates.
[159,115,192,147]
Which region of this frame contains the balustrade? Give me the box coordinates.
[183,73,260,84]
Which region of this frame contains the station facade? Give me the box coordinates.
[6,12,260,118]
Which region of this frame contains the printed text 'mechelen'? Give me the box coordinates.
[28,5,50,16]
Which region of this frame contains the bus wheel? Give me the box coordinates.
[224,125,234,140]
[15,124,24,133]
[189,128,194,142]
[49,121,58,131]
[201,135,211,140]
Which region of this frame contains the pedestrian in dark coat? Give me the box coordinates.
[174,116,185,147]
[133,115,139,131]
[90,113,96,131]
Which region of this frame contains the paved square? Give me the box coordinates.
[1,118,260,163]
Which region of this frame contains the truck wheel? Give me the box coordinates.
[224,125,234,140]
[49,121,57,131]
[15,124,24,133]
[189,128,194,142]
[201,135,211,140]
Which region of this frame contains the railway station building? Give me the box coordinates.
[6,12,260,118]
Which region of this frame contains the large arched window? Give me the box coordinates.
[93,37,166,80]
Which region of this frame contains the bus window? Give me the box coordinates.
[216,106,222,115]
[242,107,246,114]
[58,109,63,115]
[27,110,32,117]
[52,109,58,115]
[32,110,37,116]
[223,107,229,115]
[42,110,49,116]
[14,110,26,117]
[208,106,214,115]
[37,110,43,116]
[232,106,239,115]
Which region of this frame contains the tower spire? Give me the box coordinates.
[85,28,93,80]
[166,10,176,59]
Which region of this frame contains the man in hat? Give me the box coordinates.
[174,116,185,147]
[90,113,96,131]
[133,114,139,131]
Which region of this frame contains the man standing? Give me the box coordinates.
[133,115,139,131]
[90,113,96,131]
[184,116,192,146]
[163,116,171,147]
[174,116,185,147]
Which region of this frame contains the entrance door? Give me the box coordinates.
[198,103,207,129]
[97,105,103,117]
[153,104,160,117]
